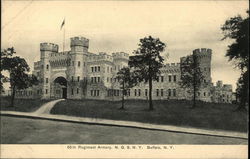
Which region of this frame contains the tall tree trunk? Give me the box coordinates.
[192,55,197,109]
[149,78,153,110]
[193,87,196,108]
[10,85,16,107]
[121,92,124,109]
[121,82,125,109]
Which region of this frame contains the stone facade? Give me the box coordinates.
[211,81,233,103]
[15,36,233,103]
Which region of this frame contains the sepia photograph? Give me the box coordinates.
[0,0,249,158]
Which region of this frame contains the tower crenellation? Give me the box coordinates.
[193,48,212,58]
[192,48,212,65]
[193,48,212,84]
[70,36,89,50]
[163,63,180,69]
[40,43,59,52]
[164,63,179,67]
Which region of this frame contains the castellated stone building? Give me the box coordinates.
[15,36,233,103]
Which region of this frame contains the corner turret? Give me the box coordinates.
[193,48,212,84]
[70,36,89,53]
[193,48,212,58]
[40,43,59,59]
[40,43,58,52]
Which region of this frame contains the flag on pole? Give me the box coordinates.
[60,19,65,30]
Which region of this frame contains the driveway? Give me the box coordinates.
[32,99,64,115]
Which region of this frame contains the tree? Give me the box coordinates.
[0,47,16,92]
[180,54,204,108]
[116,67,137,109]
[1,47,39,107]
[235,70,249,110]
[221,10,249,110]
[129,36,166,110]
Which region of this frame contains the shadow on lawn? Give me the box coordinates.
[0,96,52,112]
[51,99,248,133]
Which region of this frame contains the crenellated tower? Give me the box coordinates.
[193,48,212,84]
[180,48,212,102]
[193,48,212,102]
[70,36,89,53]
[40,43,59,98]
[67,36,89,99]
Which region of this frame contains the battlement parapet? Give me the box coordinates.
[164,63,180,67]
[87,52,114,63]
[70,36,89,48]
[99,52,113,61]
[193,48,212,56]
[161,63,180,73]
[49,57,70,63]
[50,51,70,57]
[112,52,129,60]
[40,43,59,52]
[87,54,102,61]
[49,52,70,62]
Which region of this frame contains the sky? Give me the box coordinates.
[2,0,249,91]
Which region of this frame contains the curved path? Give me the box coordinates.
[32,99,64,115]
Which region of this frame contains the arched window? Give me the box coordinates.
[156,89,159,96]
[168,89,171,96]
[173,75,177,82]
[168,75,172,82]
[173,89,176,97]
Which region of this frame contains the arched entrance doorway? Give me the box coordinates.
[53,77,67,99]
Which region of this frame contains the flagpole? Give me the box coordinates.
[63,25,65,52]
[63,18,65,52]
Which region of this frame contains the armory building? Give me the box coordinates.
[15,36,233,103]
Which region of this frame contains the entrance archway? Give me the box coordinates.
[53,76,67,99]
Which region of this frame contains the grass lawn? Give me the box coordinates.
[51,99,248,133]
[0,96,52,112]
